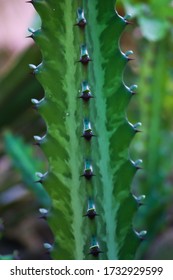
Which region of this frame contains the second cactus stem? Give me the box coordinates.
[29,0,144,260]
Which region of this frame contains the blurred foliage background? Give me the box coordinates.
[0,0,173,259]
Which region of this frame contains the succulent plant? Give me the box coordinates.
[28,0,142,260]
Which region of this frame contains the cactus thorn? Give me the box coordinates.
[31,98,45,108]
[79,81,93,101]
[89,245,102,256]
[82,132,95,141]
[81,172,95,180]
[35,179,42,184]
[79,44,91,65]
[79,95,94,101]
[74,21,87,28]
[133,194,146,206]
[43,243,53,252]
[35,172,48,184]
[75,8,87,28]
[123,52,134,61]
[39,208,49,219]
[123,14,133,25]
[127,57,135,62]
[84,199,99,219]
[82,119,95,140]
[78,57,92,65]
[28,64,38,75]
[26,28,35,39]
[83,210,99,219]
[33,134,46,144]
[134,230,147,240]
[29,64,37,70]
[133,159,143,170]
[123,14,132,21]
[136,165,143,171]
[81,160,95,180]
[89,238,102,257]
[26,34,33,39]
[28,64,40,75]
[133,122,142,133]
[129,84,138,95]
[134,129,142,134]
[125,50,134,57]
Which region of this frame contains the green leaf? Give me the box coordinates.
[124,0,171,41]
[139,17,169,41]
[0,254,14,260]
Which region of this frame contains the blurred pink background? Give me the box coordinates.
[0,0,35,74]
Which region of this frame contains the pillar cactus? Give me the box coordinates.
[28,0,143,260]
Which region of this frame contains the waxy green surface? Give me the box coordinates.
[30,0,139,259]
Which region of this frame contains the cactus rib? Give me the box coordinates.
[29,0,141,260]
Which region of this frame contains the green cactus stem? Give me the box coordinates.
[28,0,142,260]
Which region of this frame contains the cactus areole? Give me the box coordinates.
[29,0,142,260]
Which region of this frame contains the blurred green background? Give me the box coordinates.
[0,0,173,259]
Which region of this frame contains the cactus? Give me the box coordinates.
[28,0,142,260]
